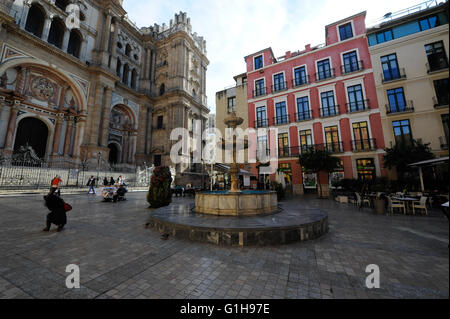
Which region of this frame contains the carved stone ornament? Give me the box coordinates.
[31,77,56,101]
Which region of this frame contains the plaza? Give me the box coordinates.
[0,191,448,299]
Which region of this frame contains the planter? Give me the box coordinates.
[373,198,385,215]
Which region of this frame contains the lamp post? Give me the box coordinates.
[96,151,101,181]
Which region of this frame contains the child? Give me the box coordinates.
[43,192,67,232]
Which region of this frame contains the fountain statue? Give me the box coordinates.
[194,112,278,216]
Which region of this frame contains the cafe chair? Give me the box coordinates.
[388,196,406,215]
[355,192,370,209]
[412,196,428,216]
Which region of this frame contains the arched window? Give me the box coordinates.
[116,59,122,76]
[131,69,137,89]
[122,64,129,85]
[55,0,70,11]
[47,18,65,48]
[25,4,46,37]
[159,83,165,96]
[125,44,131,57]
[67,30,82,58]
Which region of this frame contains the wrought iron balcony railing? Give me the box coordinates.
[273,115,290,125]
[253,87,268,98]
[254,118,269,128]
[314,142,344,153]
[426,56,449,73]
[294,110,313,122]
[271,81,288,93]
[315,68,335,82]
[439,136,449,150]
[292,75,310,87]
[433,95,449,108]
[381,68,406,83]
[346,99,370,113]
[341,60,364,75]
[385,100,414,114]
[319,105,340,118]
[351,138,377,152]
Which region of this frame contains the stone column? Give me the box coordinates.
[121,133,128,163]
[102,14,112,52]
[63,118,74,156]
[58,86,68,110]
[0,97,8,148]
[62,28,70,52]
[89,83,105,145]
[72,118,85,159]
[110,20,119,71]
[100,87,112,147]
[3,102,19,151]
[52,115,63,155]
[80,39,88,62]
[19,3,31,29]
[41,17,52,41]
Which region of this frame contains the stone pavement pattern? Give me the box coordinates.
[0,192,448,299]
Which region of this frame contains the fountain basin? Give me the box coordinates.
[194,190,278,216]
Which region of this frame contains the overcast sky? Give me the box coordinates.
[123,0,425,113]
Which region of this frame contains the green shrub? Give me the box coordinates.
[147,166,173,208]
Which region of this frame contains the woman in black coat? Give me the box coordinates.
[43,193,67,232]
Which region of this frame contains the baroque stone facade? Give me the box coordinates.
[0,0,209,184]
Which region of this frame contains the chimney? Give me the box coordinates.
[305,44,311,52]
[285,51,291,59]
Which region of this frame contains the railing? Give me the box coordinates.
[278,147,294,157]
[254,118,269,128]
[253,87,268,98]
[439,136,449,150]
[385,100,414,114]
[315,142,344,153]
[426,58,449,73]
[346,99,370,113]
[319,105,340,118]
[381,68,407,83]
[351,139,377,152]
[433,95,449,107]
[292,75,310,87]
[271,81,288,93]
[315,68,335,82]
[294,111,313,122]
[341,61,364,75]
[273,115,290,125]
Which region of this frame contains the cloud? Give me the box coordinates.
[123,0,421,114]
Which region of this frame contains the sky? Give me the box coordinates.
[123,0,427,113]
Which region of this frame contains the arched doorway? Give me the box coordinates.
[13,118,48,158]
[108,143,119,164]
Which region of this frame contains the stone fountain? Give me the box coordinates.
[194,112,278,216]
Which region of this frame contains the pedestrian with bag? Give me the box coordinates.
[87,176,96,195]
[42,192,72,232]
[50,175,62,196]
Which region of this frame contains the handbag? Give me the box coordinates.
[63,202,72,212]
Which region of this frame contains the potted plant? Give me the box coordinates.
[371,178,388,215]
[147,166,173,208]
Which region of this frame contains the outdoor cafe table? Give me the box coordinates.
[392,196,419,214]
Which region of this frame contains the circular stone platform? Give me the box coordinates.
[146,203,328,246]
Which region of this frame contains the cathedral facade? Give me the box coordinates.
[0,0,209,184]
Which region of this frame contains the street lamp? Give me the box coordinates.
[96,151,101,181]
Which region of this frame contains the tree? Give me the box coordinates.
[147,166,173,208]
[383,139,434,186]
[298,147,340,198]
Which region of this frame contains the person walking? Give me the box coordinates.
[117,175,123,186]
[50,175,62,196]
[109,177,115,186]
[87,176,96,194]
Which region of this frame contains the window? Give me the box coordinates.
[122,64,130,85]
[47,18,65,48]
[273,73,285,92]
[320,91,336,117]
[356,159,376,181]
[257,135,268,160]
[441,114,449,148]
[125,44,131,57]
[342,51,359,74]
[25,4,45,38]
[381,53,401,81]
[116,59,122,76]
[278,133,289,157]
[294,66,307,86]
[227,97,236,114]
[347,84,365,112]
[154,154,162,167]
[339,23,353,41]
[434,78,449,106]
[55,0,69,11]
[254,55,263,70]
[299,129,313,152]
[278,163,292,185]
[324,126,340,152]
[131,69,137,89]
[376,29,393,44]
[393,120,412,144]
[317,59,332,80]
[296,96,310,121]
[254,79,265,96]
[256,106,267,127]
[275,101,288,124]
[387,88,407,113]
[419,15,438,31]
[352,121,371,151]
[157,116,164,129]
[67,30,82,58]
[425,41,448,72]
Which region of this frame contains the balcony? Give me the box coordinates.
[315,142,344,153]
[426,56,449,73]
[254,118,269,128]
[341,61,364,75]
[253,87,268,98]
[292,75,310,88]
[381,68,406,83]
[433,96,449,108]
[346,99,370,113]
[319,105,340,118]
[294,110,313,122]
[351,139,377,152]
[315,69,335,82]
[385,100,414,115]
[439,136,449,150]
[278,146,299,158]
[271,81,288,93]
[273,115,290,126]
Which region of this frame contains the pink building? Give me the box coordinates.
[245,12,387,195]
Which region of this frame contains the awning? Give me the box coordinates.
[213,163,253,176]
[408,156,449,167]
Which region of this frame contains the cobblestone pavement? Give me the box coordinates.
[0,192,448,299]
